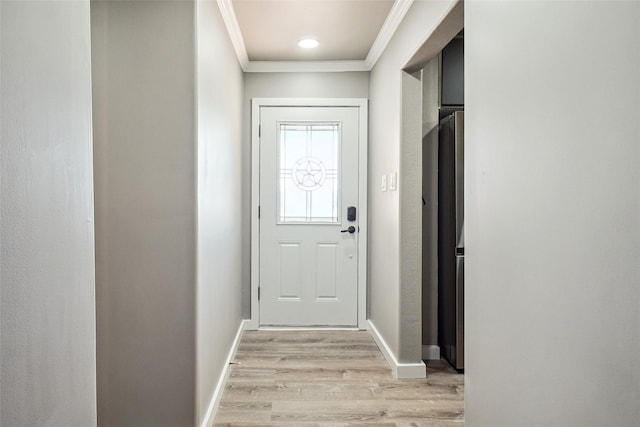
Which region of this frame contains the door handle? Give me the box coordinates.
[341,226,356,234]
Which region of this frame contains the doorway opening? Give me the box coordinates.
[397,0,464,376]
[421,32,465,372]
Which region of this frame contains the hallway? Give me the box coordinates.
[3,1,640,425]
[214,330,463,426]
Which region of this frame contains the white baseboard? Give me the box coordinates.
[245,317,259,330]
[367,320,426,379]
[200,319,248,427]
[422,344,441,360]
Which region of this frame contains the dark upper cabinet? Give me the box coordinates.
[441,38,464,106]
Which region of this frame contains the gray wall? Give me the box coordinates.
[242,72,370,317]
[398,71,423,362]
[0,0,97,425]
[92,2,197,425]
[92,2,244,424]
[368,0,457,362]
[196,0,244,424]
[465,1,640,426]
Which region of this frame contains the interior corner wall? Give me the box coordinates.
[1,0,97,425]
[398,70,423,362]
[368,0,457,362]
[465,2,640,425]
[91,2,197,425]
[195,0,244,424]
[241,72,370,318]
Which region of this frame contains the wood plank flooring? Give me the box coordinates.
[213,330,464,427]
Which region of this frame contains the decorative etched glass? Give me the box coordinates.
[293,157,326,191]
[278,123,340,223]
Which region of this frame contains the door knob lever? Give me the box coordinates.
[341,226,356,234]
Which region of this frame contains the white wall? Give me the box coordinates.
[465,1,640,425]
[0,1,97,425]
[368,0,457,362]
[242,72,369,317]
[92,2,197,425]
[196,0,244,424]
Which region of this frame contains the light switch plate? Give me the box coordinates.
[381,174,387,192]
[389,172,398,191]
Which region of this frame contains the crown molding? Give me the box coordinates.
[365,0,415,69]
[216,0,249,69]
[244,60,370,73]
[216,0,411,73]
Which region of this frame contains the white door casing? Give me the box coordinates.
[250,99,368,329]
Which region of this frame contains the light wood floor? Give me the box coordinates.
[213,330,464,427]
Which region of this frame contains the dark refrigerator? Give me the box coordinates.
[438,111,464,371]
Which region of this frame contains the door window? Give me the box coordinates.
[277,122,340,224]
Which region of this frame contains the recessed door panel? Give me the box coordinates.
[278,242,301,299]
[316,243,338,300]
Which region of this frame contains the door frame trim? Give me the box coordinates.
[248,98,368,330]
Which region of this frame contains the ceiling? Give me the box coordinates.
[232,0,395,62]
[222,0,414,72]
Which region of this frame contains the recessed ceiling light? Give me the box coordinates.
[297,38,320,49]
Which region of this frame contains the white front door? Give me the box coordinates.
[259,106,360,326]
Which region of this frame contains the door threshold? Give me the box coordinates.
[257,326,361,331]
